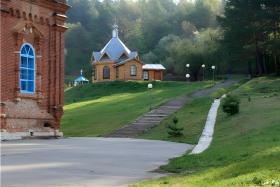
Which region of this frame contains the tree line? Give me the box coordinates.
[65,0,280,81]
[219,0,280,77]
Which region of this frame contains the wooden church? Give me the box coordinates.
[92,24,166,82]
[0,0,69,140]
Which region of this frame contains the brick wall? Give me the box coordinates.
[94,59,143,82]
[143,70,164,81]
[0,0,69,133]
[118,60,143,81]
[95,61,116,82]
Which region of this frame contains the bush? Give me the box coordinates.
[167,117,184,137]
[222,95,240,115]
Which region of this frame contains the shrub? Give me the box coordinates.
[222,95,240,115]
[167,117,184,137]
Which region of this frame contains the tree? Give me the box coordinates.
[167,117,184,137]
[219,0,280,76]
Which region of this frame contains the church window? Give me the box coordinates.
[20,43,36,93]
[130,65,137,76]
[103,66,110,79]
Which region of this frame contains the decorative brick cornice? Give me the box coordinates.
[20,0,70,13]
[53,13,67,22]
[1,7,9,13]
[13,22,44,38]
[0,0,11,13]
[53,12,68,32]
[53,24,68,32]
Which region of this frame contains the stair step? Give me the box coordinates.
[140,116,164,119]
[132,125,155,128]
[134,120,161,123]
[137,117,163,120]
[145,114,168,117]
[124,125,153,129]
[138,119,163,122]
[150,110,174,112]
[119,125,153,130]
[151,112,174,115]
[160,106,181,109]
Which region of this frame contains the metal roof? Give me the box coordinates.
[92,24,138,63]
[100,37,131,60]
[143,64,166,70]
[74,76,89,82]
[74,70,89,82]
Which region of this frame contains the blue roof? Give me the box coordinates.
[74,76,89,82]
[92,24,138,63]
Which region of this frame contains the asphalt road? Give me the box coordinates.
[1,138,193,187]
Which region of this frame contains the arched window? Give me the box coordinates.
[130,65,137,76]
[103,66,110,79]
[20,43,36,93]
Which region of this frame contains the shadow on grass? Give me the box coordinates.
[64,81,193,104]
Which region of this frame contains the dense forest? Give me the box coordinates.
[65,0,280,81]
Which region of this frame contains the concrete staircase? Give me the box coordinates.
[106,96,190,138]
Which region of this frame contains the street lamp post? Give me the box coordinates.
[202,64,206,81]
[148,83,153,111]
[186,64,190,74]
[211,65,216,81]
[186,73,190,82]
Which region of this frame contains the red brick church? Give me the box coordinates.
[0,0,69,140]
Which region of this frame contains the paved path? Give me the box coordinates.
[191,98,221,154]
[107,80,236,138]
[191,80,236,98]
[1,138,193,187]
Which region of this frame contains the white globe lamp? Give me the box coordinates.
[148,83,153,89]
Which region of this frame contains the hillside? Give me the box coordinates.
[62,81,212,137]
[131,77,280,187]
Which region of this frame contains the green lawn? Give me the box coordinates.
[131,77,280,187]
[62,81,212,137]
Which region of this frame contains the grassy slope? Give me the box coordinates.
[62,81,212,137]
[131,77,280,187]
[137,97,213,144]
[137,79,245,144]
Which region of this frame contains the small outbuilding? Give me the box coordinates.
[142,64,166,81]
[74,70,89,86]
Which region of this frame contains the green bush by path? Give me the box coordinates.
[62,81,212,137]
[131,77,280,187]
[222,95,240,115]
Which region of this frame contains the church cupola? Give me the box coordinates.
[112,23,119,38]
